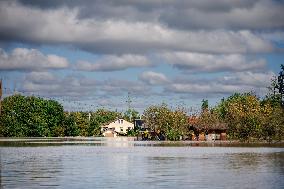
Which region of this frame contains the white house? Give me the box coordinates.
[102,119,134,135]
[102,130,117,137]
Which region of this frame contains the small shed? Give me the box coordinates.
[193,123,228,141]
[134,119,148,131]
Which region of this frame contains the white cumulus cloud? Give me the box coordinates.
[0,48,69,71]
[139,71,170,85]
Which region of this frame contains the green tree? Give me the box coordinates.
[196,109,222,133]
[63,112,79,136]
[72,112,89,136]
[88,109,121,136]
[44,99,65,136]
[123,108,140,123]
[142,104,188,140]
[201,99,209,112]
[263,76,282,108]
[64,109,121,137]
[0,94,64,137]
[217,93,264,141]
[262,107,284,141]
[167,108,188,140]
[142,103,171,133]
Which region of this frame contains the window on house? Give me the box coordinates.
[120,127,123,132]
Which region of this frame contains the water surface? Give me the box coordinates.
[0,138,283,189]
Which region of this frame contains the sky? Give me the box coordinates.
[0,0,284,113]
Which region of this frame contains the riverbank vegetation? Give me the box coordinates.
[0,66,283,141]
[0,93,283,141]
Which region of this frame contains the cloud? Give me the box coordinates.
[166,71,274,95]
[0,48,69,71]
[75,54,151,72]
[18,72,154,111]
[14,0,284,30]
[261,31,284,43]
[220,71,275,87]
[21,72,96,97]
[159,0,284,30]
[161,52,267,73]
[0,0,282,111]
[17,71,151,99]
[139,71,169,85]
[0,1,274,54]
[19,69,274,100]
[25,72,56,84]
[100,79,151,96]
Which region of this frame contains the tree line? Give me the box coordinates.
[0,94,139,137]
[0,91,283,141]
[0,66,283,141]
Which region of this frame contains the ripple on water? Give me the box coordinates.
[0,138,283,189]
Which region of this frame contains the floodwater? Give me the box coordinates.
[0,138,283,189]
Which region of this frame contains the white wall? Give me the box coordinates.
[104,119,134,134]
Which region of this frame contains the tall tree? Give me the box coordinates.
[201,99,209,112]
[143,104,188,140]
[123,108,140,123]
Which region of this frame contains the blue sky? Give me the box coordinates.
[0,0,284,113]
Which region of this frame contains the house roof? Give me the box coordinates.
[188,115,228,131]
[193,123,228,131]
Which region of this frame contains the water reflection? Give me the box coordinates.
[0,139,283,189]
[265,152,284,174]
[226,153,262,170]
[225,151,284,174]
[1,137,284,148]
[0,154,3,189]
[0,148,63,188]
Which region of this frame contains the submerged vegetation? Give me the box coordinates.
[0,66,283,141]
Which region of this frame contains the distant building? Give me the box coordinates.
[188,115,228,141]
[134,119,148,130]
[101,119,134,135]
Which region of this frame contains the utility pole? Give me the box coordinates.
[126,92,132,121]
[126,92,132,110]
